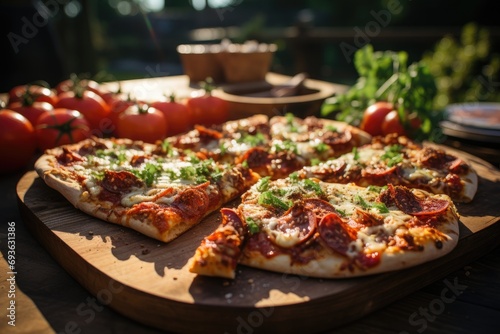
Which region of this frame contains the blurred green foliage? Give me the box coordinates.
[421,22,500,110]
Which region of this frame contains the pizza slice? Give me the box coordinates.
[233,114,372,179]
[298,134,478,203]
[35,137,260,243]
[189,175,460,279]
[168,114,271,164]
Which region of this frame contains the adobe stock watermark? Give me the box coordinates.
[7,0,69,54]
[57,279,123,334]
[5,222,17,327]
[399,276,468,334]
[340,0,404,63]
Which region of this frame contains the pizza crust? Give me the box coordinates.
[461,168,478,203]
[240,221,459,278]
[35,154,83,209]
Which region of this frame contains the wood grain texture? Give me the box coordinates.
[16,151,500,334]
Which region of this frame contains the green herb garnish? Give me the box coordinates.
[246,217,260,234]
[258,191,291,210]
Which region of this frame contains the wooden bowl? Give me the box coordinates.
[213,73,340,120]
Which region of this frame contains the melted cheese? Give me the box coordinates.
[245,178,430,256]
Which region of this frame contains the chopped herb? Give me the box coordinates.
[258,191,291,210]
[355,195,370,210]
[273,140,298,154]
[289,172,299,182]
[336,208,346,217]
[246,217,260,234]
[355,195,389,213]
[352,147,360,160]
[367,185,387,193]
[314,142,329,153]
[326,125,338,132]
[372,202,389,213]
[381,145,403,167]
[219,142,227,155]
[133,162,162,186]
[257,176,270,192]
[301,178,323,195]
[310,158,321,166]
[285,113,299,132]
[241,160,248,168]
[238,133,266,146]
[160,140,174,156]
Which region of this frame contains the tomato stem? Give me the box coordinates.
[200,77,215,95]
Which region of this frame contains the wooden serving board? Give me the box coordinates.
[17,148,500,334]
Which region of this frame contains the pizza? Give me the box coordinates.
[34,113,478,279]
[298,134,478,203]
[34,137,260,242]
[188,176,460,278]
[169,113,372,179]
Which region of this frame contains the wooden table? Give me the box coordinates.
[1,75,500,334]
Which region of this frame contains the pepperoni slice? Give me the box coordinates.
[220,208,245,235]
[271,202,316,248]
[130,155,147,167]
[57,147,83,165]
[101,170,144,194]
[303,198,338,221]
[380,185,449,216]
[362,165,397,177]
[195,125,223,142]
[318,212,357,256]
[352,208,385,226]
[237,147,270,169]
[171,187,209,220]
[322,129,352,150]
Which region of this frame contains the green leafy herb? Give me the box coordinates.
[258,191,291,210]
[367,185,387,193]
[246,217,260,234]
[273,140,298,154]
[352,147,359,161]
[285,113,299,132]
[238,133,266,146]
[301,178,323,195]
[257,176,270,192]
[381,145,403,167]
[321,44,439,141]
[355,195,389,213]
[326,125,338,132]
[289,172,299,182]
[314,142,329,153]
[160,140,174,157]
[134,162,162,187]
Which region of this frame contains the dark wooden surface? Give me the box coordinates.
[0,147,498,333]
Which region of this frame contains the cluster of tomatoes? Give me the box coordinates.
[0,76,229,174]
[359,101,420,137]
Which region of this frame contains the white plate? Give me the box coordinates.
[445,102,500,130]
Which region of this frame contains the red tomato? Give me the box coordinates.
[381,110,406,136]
[360,101,395,136]
[116,104,167,143]
[108,96,139,136]
[151,95,191,136]
[35,108,91,151]
[56,77,104,98]
[55,90,111,135]
[0,110,37,173]
[9,84,58,106]
[186,81,229,127]
[8,100,53,126]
